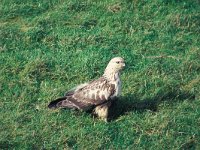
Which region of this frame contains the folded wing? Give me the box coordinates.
[48,77,116,110]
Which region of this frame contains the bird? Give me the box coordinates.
[48,57,125,122]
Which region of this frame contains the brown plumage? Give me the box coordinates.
[48,57,125,121]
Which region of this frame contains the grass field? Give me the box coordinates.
[0,0,200,149]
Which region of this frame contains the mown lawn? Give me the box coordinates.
[0,0,200,149]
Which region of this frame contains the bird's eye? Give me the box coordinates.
[116,61,120,64]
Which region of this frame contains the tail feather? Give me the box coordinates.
[48,97,66,109]
[48,97,81,109]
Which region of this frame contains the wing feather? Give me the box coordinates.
[64,83,89,96]
[49,77,116,110]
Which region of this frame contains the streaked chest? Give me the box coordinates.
[111,75,121,98]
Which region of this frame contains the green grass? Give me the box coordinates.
[0,0,200,149]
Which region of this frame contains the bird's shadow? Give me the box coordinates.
[108,90,195,122]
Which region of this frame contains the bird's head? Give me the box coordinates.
[108,57,125,71]
[104,57,125,78]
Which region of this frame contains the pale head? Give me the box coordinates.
[103,57,125,79]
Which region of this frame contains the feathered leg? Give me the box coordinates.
[94,101,112,122]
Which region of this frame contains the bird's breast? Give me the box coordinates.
[111,79,121,98]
